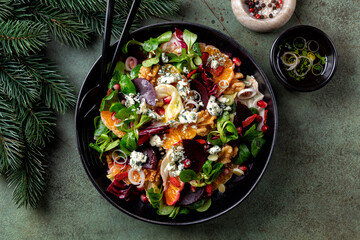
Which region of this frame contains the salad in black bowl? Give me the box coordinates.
[76,22,277,225]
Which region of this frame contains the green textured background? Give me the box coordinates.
[1,0,359,239]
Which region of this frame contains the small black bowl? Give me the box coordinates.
[75,22,278,225]
[270,25,337,91]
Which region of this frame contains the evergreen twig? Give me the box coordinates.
[0,58,40,107]
[0,95,25,172]
[0,0,13,20]
[0,20,49,56]
[30,2,92,48]
[7,144,47,208]
[13,55,76,113]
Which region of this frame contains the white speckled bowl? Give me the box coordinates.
[231,0,296,32]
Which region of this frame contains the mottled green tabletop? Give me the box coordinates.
[1,0,359,239]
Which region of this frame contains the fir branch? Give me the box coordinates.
[8,0,32,20]
[0,20,50,56]
[0,0,13,20]
[136,0,180,19]
[0,95,25,172]
[7,144,47,208]
[0,58,40,107]
[38,0,107,14]
[22,104,56,147]
[77,11,139,38]
[113,0,180,20]
[30,2,92,48]
[13,55,76,113]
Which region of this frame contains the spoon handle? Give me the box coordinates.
[106,0,142,81]
[99,0,116,99]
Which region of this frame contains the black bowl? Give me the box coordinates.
[270,25,337,91]
[75,22,278,225]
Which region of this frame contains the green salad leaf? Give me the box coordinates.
[183,29,197,54]
[100,90,119,112]
[147,187,163,209]
[234,144,251,165]
[251,137,266,157]
[119,75,136,95]
[179,169,198,182]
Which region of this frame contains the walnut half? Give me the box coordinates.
[196,110,217,137]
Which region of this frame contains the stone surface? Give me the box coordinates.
[1,0,359,239]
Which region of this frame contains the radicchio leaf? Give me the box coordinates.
[178,184,205,206]
[133,78,156,106]
[174,28,187,50]
[182,139,206,173]
[190,79,209,108]
[138,144,158,170]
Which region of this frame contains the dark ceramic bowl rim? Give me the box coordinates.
[75,21,278,225]
[269,25,338,92]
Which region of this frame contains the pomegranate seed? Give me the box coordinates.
[212,135,220,140]
[279,0,283,3]
[196,139,207,145]
[249,8,254,13]
[261,124,269,133]
[224,168,230,175]
[248,1,252,5]
[137,187,144,192]
[183,159,191,168]
[255,14,260,19]
[140,194,148,203]
[232,57,242,66]
[206,184,212,197]
[239,166,247,171]
[257,100,268,108]
[255,115,263,122]
[111,112,117,121]
[236,126,242,134]
[190,186,196,192]
[276,3,280,8]
[163,96,172,104]
[156,107,165,115]
[113,83,120,90]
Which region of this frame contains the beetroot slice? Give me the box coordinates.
[178,184,205,206]
[190,79,209,109]
[138,123,169,145]
[133,78,156,106]
[138,144,158,170]
[182,139,206,173]
[233,101,253,127]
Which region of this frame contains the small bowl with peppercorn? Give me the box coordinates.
[231,0,296,32]
[270,25,338,91]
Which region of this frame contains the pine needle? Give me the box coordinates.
[0,0,13,20]
[0,95,25,172]
[22,104,56,148]
[0,58,40,107]
[30,2,92,48]
[13,55,76,113]
[7,144,47,208]
[0,20,50,56]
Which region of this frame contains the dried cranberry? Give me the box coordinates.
[257,100,268,108]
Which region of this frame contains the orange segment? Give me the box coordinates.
[163,124,197,149]
[164,177,184,205]
[100,111,125,138]
[203,45,235,95]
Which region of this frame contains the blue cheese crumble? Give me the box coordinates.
[207,96,223,116]
[176,79,191,100]
[208,145,221,155]
[178,110,197,124]
[129,151,147,171]
[125,93,139,108]
[136,98,147,114]
[166,145,186,177]
[150,135,163,148]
